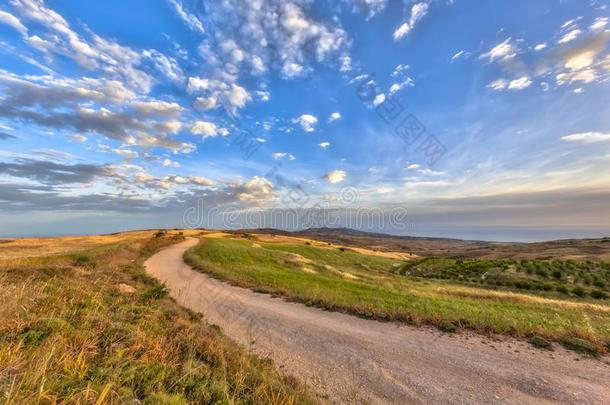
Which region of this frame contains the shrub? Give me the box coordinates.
[590,290,609,300]
[572,286,586,298]
[561,337,599,356]
[74,254,91,266]
[528,336,553,351]
[154,230,167,238]
[438,320,457,333]
[593,280,606,289]
[551,270,562,280]
[555,285,569,294]
[141,283,169,300]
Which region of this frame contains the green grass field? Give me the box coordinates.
[185,237,610,353]
[0,233,313,404]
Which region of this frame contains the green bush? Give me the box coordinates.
[561,337,599,356]
[593,280,606,289]
[140,283,169,300]
[438,320,457,333]
[555,285,569,294]
[572,286,586,298]
[528,336,553,351]
[590,290,609,300]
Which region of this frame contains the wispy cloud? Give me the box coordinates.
[393,2,429,40]
[561,132,610,144]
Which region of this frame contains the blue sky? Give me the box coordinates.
[0,0,609,240]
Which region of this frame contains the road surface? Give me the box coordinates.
[145,238,610,404]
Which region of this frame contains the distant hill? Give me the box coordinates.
[234,227,610,260]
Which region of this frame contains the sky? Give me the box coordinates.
[0,0,609,241]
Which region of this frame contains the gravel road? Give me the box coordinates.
[145,238,610,404]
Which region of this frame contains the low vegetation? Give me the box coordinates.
[398,258,610,299]
[186,237,610,354]
[0,232,313,404]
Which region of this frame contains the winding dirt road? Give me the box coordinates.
[145,238,610,404]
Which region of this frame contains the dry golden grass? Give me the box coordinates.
[0,232,313,404]
[0,229,208,260]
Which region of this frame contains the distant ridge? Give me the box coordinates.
[231,227,610,260]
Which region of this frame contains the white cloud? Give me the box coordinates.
[0,10,28,35]
[194,96,217,110]
[142,49,184,82]
[191,121,227,138]
[226,84,251,111]
[187,77,251,113]
[12,0,152,92]
[561,17,582,30]
[256,90,271,102]
[272,152,296,160]
[508,76,532,90]
[406,163,421,170]
[0,71,194,153]
[318,142,330,149]
[450,50,465,62]
[534,43,547,51]
[69,134,87,143]
[373,93,386,106]
[131,101,181,116]
[329,112,341,122]
[282,62,305,78]
[558,29,582,44]
[233,176,273,202]
[480,38,517,62]
[391,64,410,78]
[113,148,138,159]
[590,17,608,31]
[199,0,348,82]
[556,68,599,85]
[324,170,347,184]
[166,0,205,33]
[190,176,213,186]
[393,2,429,41]
[293,114,318,132]
[487,76,531,91]
[345,0,389,19]
[561,132,610,144]
[389,78,414,94]
[340,54,352,72]
[162,158,180,168]
[417,168,445,176]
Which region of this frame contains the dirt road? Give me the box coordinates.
[145,238,610,404]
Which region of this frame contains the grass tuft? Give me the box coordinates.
[560,337,600,356]
[438,320,458,333]
[140,283,169,301]
[528,336,553,351]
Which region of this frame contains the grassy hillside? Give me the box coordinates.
[186,236,610,353]
[244,228,610,260]
[0,232,313,404]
